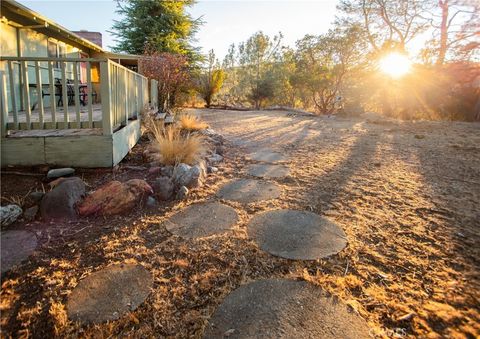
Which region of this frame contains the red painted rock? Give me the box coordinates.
[78,179,153,216]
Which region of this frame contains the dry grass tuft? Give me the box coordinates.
[178,114,208,132]
[150,126,205,165]
[142,112,164,136]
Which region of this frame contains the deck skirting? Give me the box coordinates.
[1,120,141,168]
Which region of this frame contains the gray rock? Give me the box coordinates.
[23,205,39,222]
[145,196,158,209]
[172,163,205,188]
[29,191,45,203]
[208,166,219,173]
[176,186,189,200]
[40,177,85,221]
[0,204,23,226]
[161,165,174,177]
[207,153,224,164]
[47,167,75,179]
[152,176,174,201]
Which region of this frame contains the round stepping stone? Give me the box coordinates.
[163,202,238,239]
[204,279,370,338]
[246,164,290,179]
[247,150,287,163]
[67,264,152,324]
[1,230,37,274]
[248,210,346,260]
[217,179,281,204]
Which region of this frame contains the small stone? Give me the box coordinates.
[415,134,425,139]
[148,166,162,175]
[208,166,219,173]
[47,167,75,179]
[23,205,39,221]
[208,154,223,163]
[145,196,158,209]
[0,204,23,226]
[29,191,45,203]
[172,163,205,188]
[176,186,189,200]
[152,176,174,201]
[161,165,174,177]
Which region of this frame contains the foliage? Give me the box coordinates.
[178,113,209,131]
[110,0,201,62]
[197,50,225,107]
[140,48,191,111]
[151,126,205,166]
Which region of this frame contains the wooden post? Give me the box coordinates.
[34,61,44,128]
[100,60,112,135]
[0,71,8,137]
[48,61,57,127]
[61,61,68,129]
[73,61,81,128]
[21,61,31,130]
[124,69,128,125]
[7,61,18,129]
[86,61,93,128]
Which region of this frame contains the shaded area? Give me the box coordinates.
[1,230,38,274]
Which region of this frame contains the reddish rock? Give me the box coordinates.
[78,179,153,216]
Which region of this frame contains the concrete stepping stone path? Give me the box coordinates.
[163,202,238,239]
[216,179,281,204]
[67,264,152,324]
[203,279,370,338]
[247,150,287,163]
[246,164,290,179]
[247,209,347,260]
[1,230,38,274]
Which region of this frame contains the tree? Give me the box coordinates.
[295,26,367,114]
[139,47,190,111]
[337,0,432,53]
[198,50,225,107]
[110,0,201,61]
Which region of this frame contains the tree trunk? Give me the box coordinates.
[437,0,449,66]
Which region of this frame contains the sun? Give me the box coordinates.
[379,53,412,78]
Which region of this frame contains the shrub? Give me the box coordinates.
[178,114,208,132]
[150,126,205,165]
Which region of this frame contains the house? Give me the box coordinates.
[0,0,158,167]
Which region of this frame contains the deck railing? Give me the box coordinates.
[0,57,157,137]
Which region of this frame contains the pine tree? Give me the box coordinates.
[110,0,201,60]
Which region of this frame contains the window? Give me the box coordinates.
[47,40,66,68]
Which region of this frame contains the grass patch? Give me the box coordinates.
[150,126,205,165]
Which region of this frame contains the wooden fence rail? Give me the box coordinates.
[0,57,155,136]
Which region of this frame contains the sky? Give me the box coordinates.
[18,0,339,59]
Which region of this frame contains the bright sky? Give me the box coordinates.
[18,0,339,59]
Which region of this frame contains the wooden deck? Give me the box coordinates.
[7,103,103,123]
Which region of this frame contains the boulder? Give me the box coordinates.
[161,165,174,177]
[172,163,205,188]
[152,176,174,201]
[176,186,189,200]
[0,204,23,226]
[47,167,75,179]
[78,179,153,217]
[148,166,162,176]
[40,177,85,221]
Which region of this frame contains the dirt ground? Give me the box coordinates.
[1,108,479,338]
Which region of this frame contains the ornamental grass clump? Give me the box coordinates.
[178,113,209,132]
[151,126,205,166]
